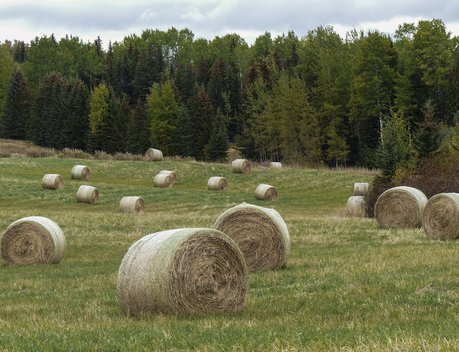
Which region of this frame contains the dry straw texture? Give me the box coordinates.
[71,165,91,180]
[346,196,366,217]
[159,170,177,183]
[77,185,99,204]
[145,148,163,161]
[375,186,428,228]
[207,176,228,191]
[353,182,369,196]
[1,216,65,265]
[270,162,282,169]
[255,183,278,200]
[232,159,251,173]
[154,173,174,188]
[118,228,247,316]
[213,203,290,272]
[422,193,459,240]
[42,174,64,190]
[119,196,145,213]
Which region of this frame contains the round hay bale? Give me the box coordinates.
[207,176,228,191]
[120,196,145,213]
[145,148,163,161]
[154,173,174,188]
[353,182,369,196]
[422,193,459,240]
[255,183,278,201]
[118,228,247,316]
[42,174,64,190]
[1,216,65,265]
[77,185,99,204]
[374,186,428,228]
[158,170,176,183]
[213,203,290,272]
[346,196,366,217]
[270,162,282,169]
[71,165,91,180]
[232,159,251,173]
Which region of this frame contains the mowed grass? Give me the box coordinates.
[0,156,459,351]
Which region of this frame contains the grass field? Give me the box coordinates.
[1,153,459,351]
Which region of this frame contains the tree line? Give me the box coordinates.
[0,20,458,167]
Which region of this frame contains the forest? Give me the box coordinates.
[0,19,458,170]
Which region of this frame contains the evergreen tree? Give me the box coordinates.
[127,99,150,154]
[0,71,32,140]
[413,100,443,160]
[206,111,229,161]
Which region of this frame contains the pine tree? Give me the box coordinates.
[0,71,32,139]
[206,111,229,161]
[413,100,443,160]
[127,99,150,154]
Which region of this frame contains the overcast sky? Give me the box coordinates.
[0,0,458,46]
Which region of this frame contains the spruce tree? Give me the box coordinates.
[413,100,443,160]
[0,71,32,140]
[206,111,229,161]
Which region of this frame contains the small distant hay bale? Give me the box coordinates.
[270,162,282,169]
[207,176,228,191]
[213,203,290,272]
[154,173,174,188]
[255,183,278,201]
[117,228,247,316]
[1,216,65,265]
[120,196,145,213]
[346,196,366,217]
[145,148,163,161]
[77,185,99,204]
[353,182,369,196]
[422,193,459,240]
[374,186,427,228]
[42,174,64,190]
[158,170,176,183]
[232,159,251,173]
[71,165,91,180]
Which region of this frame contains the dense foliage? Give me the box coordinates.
[0,21,458,165]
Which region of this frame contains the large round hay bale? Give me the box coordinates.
[270,162,282,169]
[232,159,251,173]
[145,148,163,161]
[423,193,459,240]
[213,203,290,272]
[346,196,366,217]
[42,174,64,190]
[158,170,176,183]
[353,182,369,196]
[207,176,228,191]
[77,185,99,204]
[120,196,145,213]
[71,165,91,180]
[154,173,174,188]
[255,183,278,201]
[374,186,428,228]
[1,216,65,265]
[118,228,247,316]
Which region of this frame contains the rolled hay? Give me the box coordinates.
[119,196,145,213]
[353,182,369,196]
[154,173,174,188]
[232,159,251,174]
[76,185,99,204]
[213,203,290,272]
[422,193,459,240]
[158,170,176,183]
[270,162,282,169]
[118,228,247,316]
[346,196,366,217]
[207,176,228,191]
[71,165,91,180]
[42,174,64,190]
[1,216,65,265]
[145,148,163,161]
[374,186,428,228]
[255,183,278,201]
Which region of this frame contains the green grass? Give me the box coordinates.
[1,156,458,351]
